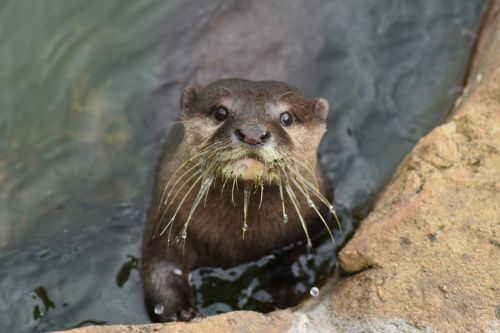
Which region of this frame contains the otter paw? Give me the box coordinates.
[150,302,200,322]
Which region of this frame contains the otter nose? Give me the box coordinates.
[234,127,271,146]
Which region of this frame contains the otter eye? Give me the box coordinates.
[280,112,293,126]
[213,106,228,122]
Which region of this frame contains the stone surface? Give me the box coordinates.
[56,3,500,333]
[54,312,296,333]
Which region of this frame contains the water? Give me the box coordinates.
[0,0,488,332]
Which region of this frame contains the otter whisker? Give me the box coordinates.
[203,147,233,174]
[159,172,204,237]
[221,175,230,197]
[160,142,232,238]
[287,155,320,189]
[303,180,341,232]
[242,186,250,239]
[164,161,202,206]
[258,183,264,210]
[178,175,214,243]
[192,142,231,165]
[288,167,342,231]
[231,177,237,206]
[157,142,223,212]
[278,181,289,224]
[284,181,312,249]
[168,120,195,126]
[154,169,202,238]
[203,175,214,207]
[277,164,290,223]
[165,168,203,212]
[291,177,335,245]
[157,185,169,215]
[177,176,214,252]
[162,144,227,207]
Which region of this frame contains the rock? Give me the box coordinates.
[56,2,500,333]
[53,324,163,333]
[53,312,296,333]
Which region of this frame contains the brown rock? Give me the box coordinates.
[53,324,163,333]
[53,312,295,333]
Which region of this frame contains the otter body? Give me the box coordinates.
[141,79,332,322]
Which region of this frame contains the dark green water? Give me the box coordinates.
[0,0,488,332]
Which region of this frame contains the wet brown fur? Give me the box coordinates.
[141,78,332,322]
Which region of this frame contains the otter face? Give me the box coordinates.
[180,78,329,184]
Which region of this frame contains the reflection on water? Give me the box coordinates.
[32,287,55,320]
[0,1,172,247]
[116,255,139,288]
[0,0,488,332]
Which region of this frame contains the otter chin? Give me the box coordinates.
[141,78,336,322]
[230,157,265,180]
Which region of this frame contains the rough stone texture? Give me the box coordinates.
[53,325,163,333]
[56,3,500,333]
[53,312,296,333]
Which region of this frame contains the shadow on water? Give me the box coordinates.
[0,0,488,332]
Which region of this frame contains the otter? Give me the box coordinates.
[141,78,336,322]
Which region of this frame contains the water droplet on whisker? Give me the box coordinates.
[310,287,319,297]
[154,304,165,315]
[283,213,289,224]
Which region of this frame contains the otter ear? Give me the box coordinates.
[180,84,200,113]
[313,98,329,122]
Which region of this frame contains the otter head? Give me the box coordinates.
[179,78,329,185]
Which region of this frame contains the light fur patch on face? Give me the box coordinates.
[232,157,265,180]
[182,96,235,146]
[220,145,281,183]
[267,100,290,117]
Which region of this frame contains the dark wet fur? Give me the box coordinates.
[141,79,333,322]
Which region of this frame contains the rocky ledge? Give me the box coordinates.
[57,3,500,333]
